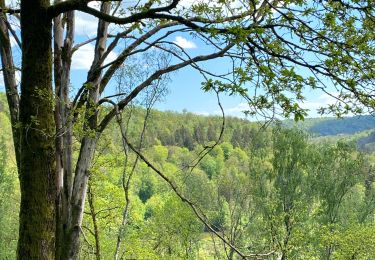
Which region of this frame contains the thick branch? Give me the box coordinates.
[0,8,20,14]
[48,0,180,19]
[48,1,250,34]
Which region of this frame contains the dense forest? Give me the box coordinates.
[1,93,375,259]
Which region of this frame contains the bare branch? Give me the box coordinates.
[98,43,234,132]
[1,17,21,48]
[99,22,178,93]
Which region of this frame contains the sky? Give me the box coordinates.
[0,1,341,120]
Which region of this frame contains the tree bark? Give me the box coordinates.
[17,0,56,259]
[61,4,110,258]
[53,6,74,259]
[53,7,65,259]
[62,137,97,260]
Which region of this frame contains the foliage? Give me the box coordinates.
[0,99,19,259]
[0,92,375,259]
[69,110,375,258]
[1,94,375,258]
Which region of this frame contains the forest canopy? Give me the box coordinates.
[1,95,375,259]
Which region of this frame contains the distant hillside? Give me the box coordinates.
[307,116,375,136]
[284,115,375,136]
[0,92,270,152]
[283,115,375,151]
[1,92,375,151]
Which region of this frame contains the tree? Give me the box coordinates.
[216,155,255,259]
[0,0,373,259]
[267,128,311,259]
[310,142,365,258]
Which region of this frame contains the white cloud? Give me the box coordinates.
[190,103,251,118]
[193,111,210,116]
[226,102,250,114]
[212,102,250,118]
[173,36,197,49]
[300,93,337,110]
[87,1,102,10]
[222,93,340,119]
[75,12,99,36]
[75,3,133,36]
[72,43,117,70]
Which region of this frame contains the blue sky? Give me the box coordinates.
[0,2,340,120]
[72,9,339,119]
[65,9,338,119]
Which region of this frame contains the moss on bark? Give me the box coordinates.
[17,1,56,259]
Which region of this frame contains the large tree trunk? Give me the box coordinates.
[17,0,56,258]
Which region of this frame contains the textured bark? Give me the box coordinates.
[17,0,56,259]
[53,8,65,259]
[53,6,75,259]
[61,4,111,259]
[62,136,96,260]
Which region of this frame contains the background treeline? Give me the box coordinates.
[1,93,375,259]
[284,115,375,137]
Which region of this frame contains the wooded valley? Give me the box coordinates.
[1,94,375,259]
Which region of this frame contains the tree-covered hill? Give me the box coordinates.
[284,115,375,136]
[2,92,375,150]
[2,92,375,152]
[1,92,375,259]
[285,115,375,151]
[307,116,375,136]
